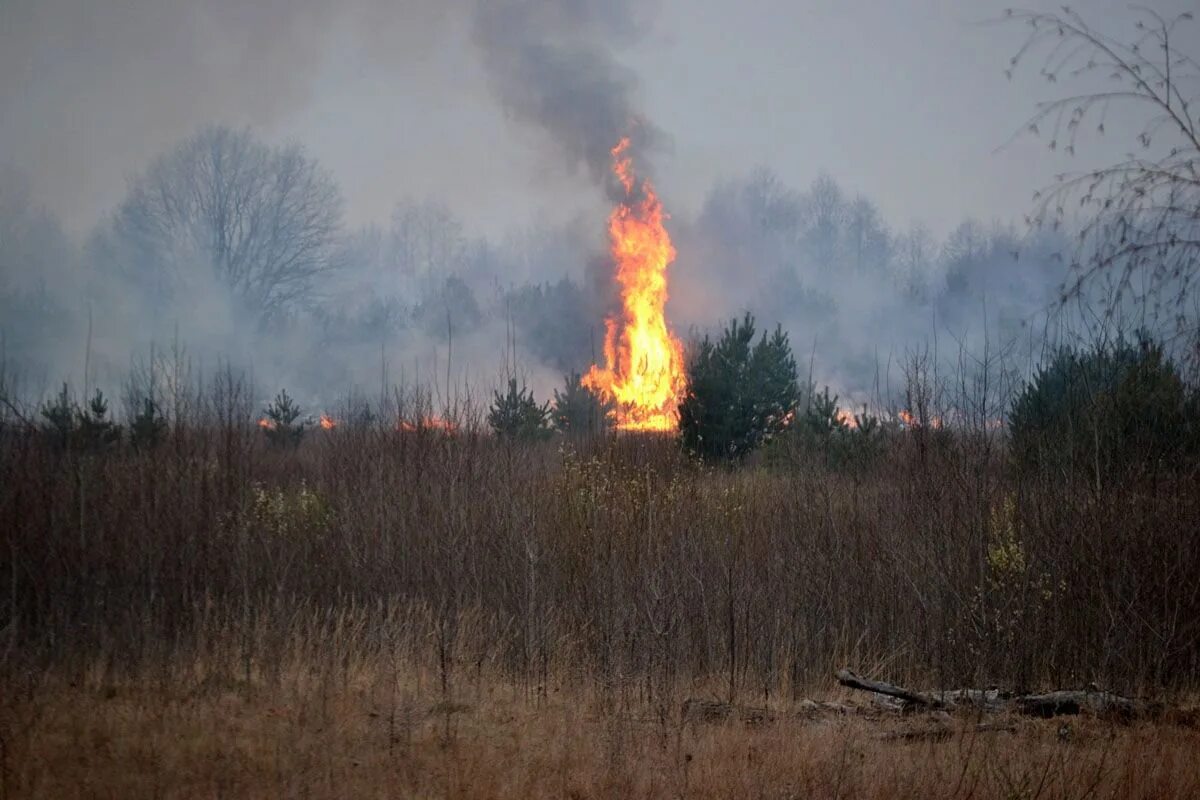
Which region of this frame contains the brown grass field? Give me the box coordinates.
[3,384,1199,798]
[9,660,1200,799]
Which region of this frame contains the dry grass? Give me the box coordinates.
[7,657,1200,800]
[3,376,1200,797]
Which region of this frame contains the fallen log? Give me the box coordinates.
[836,668,1156,720]
[1014,689,1155,720]
[834,668,948,710]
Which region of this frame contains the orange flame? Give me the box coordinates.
[257,418,276,431]
[898,409,943,430]
[582,138,687,432]
[835,409,858,429]
[319,414,337,430]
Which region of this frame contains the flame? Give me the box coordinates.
[319,414,337,430]
[582,138,687,432]
[257,418,276,431]
[835,409,858,429]
[397,415,458,434]
[898,409,943,429]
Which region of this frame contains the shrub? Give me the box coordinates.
[551,371,613,436]
[489,378,552,441]
[247,481,332,539]
[1009,337,1196,480]
[679,313,800,459]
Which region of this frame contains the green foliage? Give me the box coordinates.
[129,397,168,450]
[261,389,306,449]
[1009,337,1196,479]
[960,494,1060,672]
[489,378,552,441]
[39,383,76,450]
[799,386,844,436]
[77,390,122,451]
[771,386,885,473]
[679,313,800,460]
[248,481,332,539]
[39,384,122,452]
[551,371,613,436]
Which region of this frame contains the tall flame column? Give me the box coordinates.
[583,139,687,432]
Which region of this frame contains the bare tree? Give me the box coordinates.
[102,126,343,321]
[1002,7,1199,327]
[389,199,467,296]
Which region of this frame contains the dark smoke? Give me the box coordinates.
[471,0,665,195]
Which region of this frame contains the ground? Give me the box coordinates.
[6,666,1199,799]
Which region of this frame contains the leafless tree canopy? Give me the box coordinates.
[1004,7,1199,328]
[104,126,343,320]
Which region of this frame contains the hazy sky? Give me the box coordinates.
[3,0,1196,239]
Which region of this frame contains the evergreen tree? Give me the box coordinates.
[679,314,800,459]
[489,378,552,441]
[76,390,122,451]
[261,389,306,449]
[775,387,885,474]
[129,397,167,450]
[1010,337,1196,480]
[39,384,122,452]
[39,383,76,450]
[551,371,613,436]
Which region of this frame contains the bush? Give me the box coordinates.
[679,313,800,460]
[246,481,333,540]
[552,371,613,436]
[1009,337,1197,480]
[489,378,552,441]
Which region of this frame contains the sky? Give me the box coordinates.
[2,0,1196,240]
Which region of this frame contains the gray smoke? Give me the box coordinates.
[1,0,660,231]
[471,0,664,193]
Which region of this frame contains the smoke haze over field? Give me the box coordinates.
[1,0,1196,415]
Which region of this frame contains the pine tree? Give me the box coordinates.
[1010,337,1196,479]
[40,384,123,452]
[129,397,167,450]
[261,389,306,449]
[488,378,552,442]
[76,389,122,451]
[39,383,76,451]
[679,314,800,459]
[551,371,613,436]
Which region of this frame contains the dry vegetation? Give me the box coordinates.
[2,377,1199,797]
[10,660,1200,799]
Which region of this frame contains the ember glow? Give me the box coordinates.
[582,138,687,432]
[319,414,337,430]
[897,410,943,429]
[257,418,276,431]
